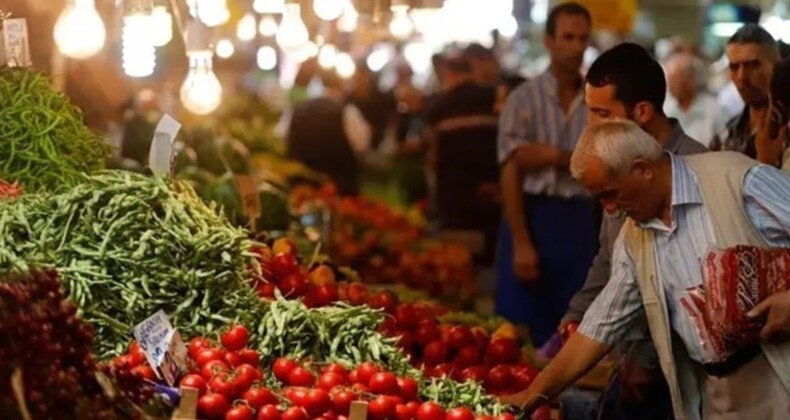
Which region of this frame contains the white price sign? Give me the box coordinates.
[1,18,31,67]
[148,114,182,178]
[132,310,188,386]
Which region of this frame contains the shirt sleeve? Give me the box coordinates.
[742,164,790,244]
[497,83,532,164]
[343,104,372,155]
[577,228,644,345]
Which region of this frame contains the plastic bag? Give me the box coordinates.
[680,245,790,363]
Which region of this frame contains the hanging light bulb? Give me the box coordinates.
[259,15,279,36]
[257,46,278,70]
[366,46,391,72]
[318,44,338,69]
[337,1,358,33]
[497,15,518,38]
[313,0,345,21]
[237,13,257,41]
[335,52,356,78]
[181,50,223,115]
[122,11,156,77]
[190,0,230,27]
[215,38,235,58]
[254,0,285,14]
[293,41,319,63]
[276,3,309,52]
[53,0,106,59]
[389,5,414,40]
[151,6,173,47]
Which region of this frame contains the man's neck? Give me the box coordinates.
[643,116,675,148]
[549,62,581,93]
[748,104,769,132]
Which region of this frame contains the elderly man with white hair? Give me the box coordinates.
[501,119,790,420]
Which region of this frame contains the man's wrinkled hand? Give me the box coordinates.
[513,240,540,283]
[748,290,790,340]
[755,109,788,166]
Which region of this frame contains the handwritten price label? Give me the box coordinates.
[132,310,187,386]
[149,114,182,178]
[1,18,31,67]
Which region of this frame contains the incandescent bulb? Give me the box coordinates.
[257,46,278,70]
[254,0,285,14]
[389,6,414,40]
[293,41,318,63]
[180,51,223,115]
[337,2,358,33]
[237,13,257,41]
[336,52,356,78]
[151,6,173,47]
[53,0,106,59]
[259,15,279,36]
[366,47,391,72]
[497,15,518,38]
[313,0,345,21]
[122,12,156,78]
[215,38,235,58]
[192,0,230,27]
[318,44,338,69]
[276,4,309,52]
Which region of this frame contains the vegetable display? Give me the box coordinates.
[0,171,264,358]
[0,67,110,192]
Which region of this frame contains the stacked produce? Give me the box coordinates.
[111,324,514,419]
[0,170,264,358]
[0,270,143,419]
[0,67,110,192]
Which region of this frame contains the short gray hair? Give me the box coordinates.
[570,119,663,179]
[666,52,708,91]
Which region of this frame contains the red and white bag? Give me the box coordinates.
[680,245,790,363]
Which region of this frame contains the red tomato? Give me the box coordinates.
[346,283,370,306]
[475,417,494,420]
[128,342,147,366]
[111,354,134,370]
[351,383,370,394]
[272,358,298,382]
[470,328,490,350]
[394,331,415,353]
[225,405,254,420]
[532,406,551,420]
[416,402,445,420]
[280,273,309,298]
[234,364,261,392]
[196,348,225,367]
[356,362,382,385]
[180,374,208,396]
[459,366,488,384]
[281,407,309,420]
[395,403,417,420]
[368,372,399,395]
[422,341,449,365]
[453,346,481,368]
[224,351,243,367]
[304,388,332,417]
[238,348,260,365]
[288,366,315,387]
[494,414,515,420]
[396,377,419,401]
[131,365,156,380]
[221,325,250,351]
[210,373,240,399]
[189,337,213,358]
[486,365,513,392]
[318,372,346,391]
[433,363,457,380]
[202,360,231,381]
[272,253,299,277]
[322,363,348,377]
[347,368,360,384]
[198,393,231,420]
[330,388,356,415]
[485,338,520,365]
[368,291,398,313]
[257,405,281,420]
[446,407,475,420]
[379,317,398,335]
[394,304,417,329]
[243,386,277,409]
[256,282,277,299]
[312,284,339,306]
[368,395,397,420]
[412,302,436,322]
[446,326,475,350]
[414,322,441,346]
[511,365,537,390]
[283,387,309,406]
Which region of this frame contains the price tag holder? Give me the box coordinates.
[235,175,261,226]
[132,310,188,386]
[0,18,31,67]
[149,114,182,178]
[349,401,369,420]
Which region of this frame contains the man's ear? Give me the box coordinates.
[631,158,654,180]
[632,102,656,126]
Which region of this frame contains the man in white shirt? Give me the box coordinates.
[664,52,729,147]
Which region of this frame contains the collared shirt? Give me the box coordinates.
[497,71,588,198]
[710,108,756,158]
[578,153,790,363]
[664,93,729,148]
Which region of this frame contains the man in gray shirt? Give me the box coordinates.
[561,43,707,419]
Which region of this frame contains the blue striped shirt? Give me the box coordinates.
[578,153,790,363]
[497,71,588,197]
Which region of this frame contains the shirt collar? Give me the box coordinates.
[539,70,583,99]
[637,153,702,231]
[663,119,686,154]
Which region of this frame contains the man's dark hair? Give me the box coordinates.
[464,43,495,60]
[500,74,527,93]
[728,23,779,58]
[585,42,666,112]
[546,2,591,37]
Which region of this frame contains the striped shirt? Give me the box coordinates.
[578,153,790,363]
[497,71,588,197]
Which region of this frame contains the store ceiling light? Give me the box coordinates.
[53,0,106,60]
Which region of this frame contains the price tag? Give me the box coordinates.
[132,310,188,386]
[235,175,261,225]
[1,18,31,67]
[149,114,182,178]
[349,401,369,420]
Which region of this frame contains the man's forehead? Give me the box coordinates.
[727,43,766,62]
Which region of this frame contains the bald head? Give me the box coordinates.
[666,52,707,104]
